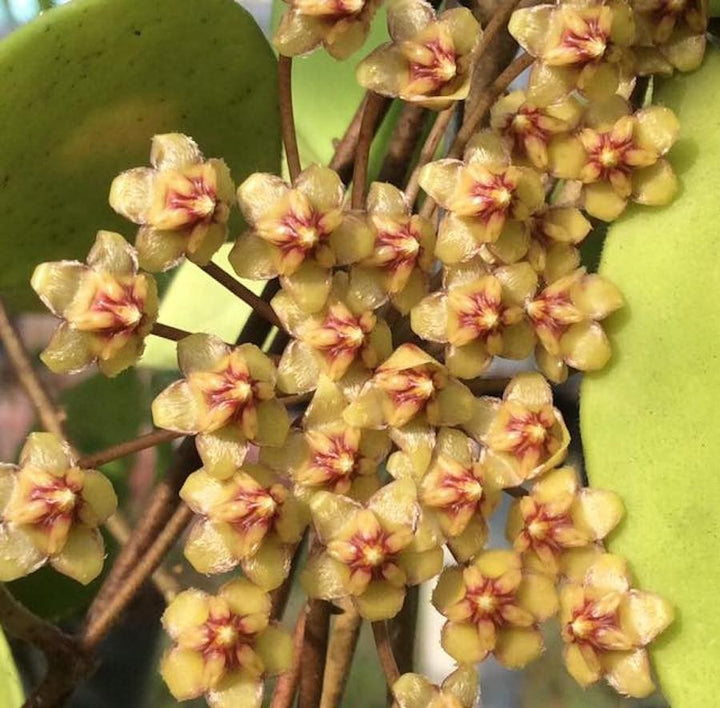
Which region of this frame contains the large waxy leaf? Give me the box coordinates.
[581,48,720,707]
[0,0,279,310]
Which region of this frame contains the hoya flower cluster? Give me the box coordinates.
[12,0,701,703]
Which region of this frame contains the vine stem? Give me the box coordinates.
[84,437,200,628]
[199,261,282,329]
[269,603,307,708]
[0,297,65,438]
[278,55,302,182]
[103,514,180,603]
[378,103,428,186]
[329,93,391,184]
[80,503,194,650]
[320,602,362,708]
[471,0,525,70]
[151,322,192,342]
[0,584,92,708]
[371,620,401,688]
[351,92,387,209]
[404,106,455,206]
[78,429,183,469]
[298,598,332,708]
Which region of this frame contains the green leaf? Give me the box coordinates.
[0,0,279,310]
[581,48,720,708]
[0,629,23,708]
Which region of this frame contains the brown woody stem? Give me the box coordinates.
[269,603,308,708]
[320,603,362,708]
[151,322,192,341]
[81,503,194,650]
[404,106,455,206]
[0,297,65,438]
[78,429,182,469]
[103,514,181,603]
[278,55,302,182]
[200,261,283,329]
[84,437,199,629]
[378,104,428,186]
[0,584,92,708]
[371,620,401,688]
[298,599,332,708]
[351,92,387,209]
[472,0,524,68]
[329,93,391,184]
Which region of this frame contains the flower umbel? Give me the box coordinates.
[181,465,306,590]
[0,433,117,584]
[357,0,481,110]
[433,549,558,668]
[31,230,158,377]
[560,554,673,696]
[109,133,234,271]
[160,579,293,706]
[152,334,289,479]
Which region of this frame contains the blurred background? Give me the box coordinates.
[0,1,671,706]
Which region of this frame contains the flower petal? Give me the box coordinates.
[494,627,543,668]
[135,226,188,272]
[228,232,279,280]
[355,581,405,620]
[441,621,491,663]
[0,524,44,581]
[152,380,202,433]
[50,526,104,585]
[160,648,206,701]
[184,520,237,574]
[40,323,96,374]
[241,535,292,590]
[31,261,86,317]
[20,432,74,473]
[601,649,655,698]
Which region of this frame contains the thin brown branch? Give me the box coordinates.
[371,620,401,688]
[391,585,418,675]
[270,533,307,620]
[81,503,193,651]
[151,322,192,342]
[0,297,65,437]
[448,52,534,159]
[279,55,302,182]
[78,429,182,469]
[0,584,90,708]
[200,261,282,329]
[351,92,388,209]
[269,603,307,708]
[298,599,332,708]
[473,0,524,66]
[320,602,362,708]
[404,107,455,206]
[84,437,200,629]
[329,93,392,185]
[378,104,428,186]
[103,514,181,603]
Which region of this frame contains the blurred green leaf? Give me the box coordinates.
[0,0,279,310]
[0,629,23,708]
[582,48,720,708]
